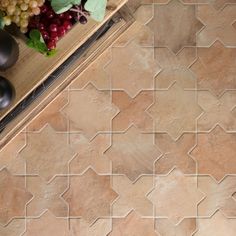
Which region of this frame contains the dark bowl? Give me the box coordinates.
[0,29,19,71]
[0,76,15,109]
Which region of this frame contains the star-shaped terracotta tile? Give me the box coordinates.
[69,219,112,236]
[191,125,236,182]
[194,211,236,236]
[108,211,157,236]
[197,5,236,47]
[112,175,153,216]
[154,47,197,89]
[26,176,68,217]
[155,133,196,175]
[112,91,154,132]
[105,126,161,181]
[0,169,33,225]
[197,91,236,131]
[19,125,75,182]
[27,91,68,132]
[69,133,111,174]
[70,50,112,90]
[198,176,236,217]
[147,0,204,53]
[147,83,203,140]
[25,211,69,236]
[105,40,161,98]
[148,169,204,224]
[62,168,118,224]
[0,132,26,175]
[0,219,25,236]
[62,83,119,139]
[191,41,236,97]
[155,218,197,236]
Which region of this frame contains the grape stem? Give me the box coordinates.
[70,5,88,18]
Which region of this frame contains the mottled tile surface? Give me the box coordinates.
[1,0,236,234]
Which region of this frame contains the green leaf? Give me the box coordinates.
[27,29,55,57]
[29,29,41,41]
[71,0,81,5]
[85,0,107,22]
[51,0,72,14]
[51,0,81,14]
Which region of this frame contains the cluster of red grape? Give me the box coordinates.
[28,1,88,50]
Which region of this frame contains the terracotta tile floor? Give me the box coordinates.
[1,0,236,235]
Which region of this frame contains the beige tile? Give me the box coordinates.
[26,176,68,217]
[182,0,236,10]
[194,211,236,236]
[27,91,68,132]
[198,176,236,217]
[25,211,69,236]
[148,169,204,224]
[156,69,197,90]
[155,218,196,236]
[191,41,236,96]
[19,125,75,182]
[108,211,157,236]
[70,50,112,90]
[191,125,236,182]
[0,169,33,225]
[147,83,203,140]
[148,0,203,53]
[197,4,236,46]
[69,133,111,174]
[0,219,25,236]
[62,168,118,224]
[105,126,161,181]
[62,83,119,139]
[155,47,197,70]
[105,40,161,98]
[197,91,236,131]
[155,47,197,89]
[69,219,111,236]
[112,91,154,132]
[112,175,153,216]
[155,133,196,175]
[0,132,26,175]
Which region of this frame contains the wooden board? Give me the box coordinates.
[0,5,134,147]
[0,0,127,121]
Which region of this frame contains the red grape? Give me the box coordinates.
[46,10,54,19]
[79,16,87,24]
[38,23,45,31]
[41,30,50,41]
[50,31,59,41]
[64,12,73,20]
[63,20,72,31]
[40,5,48,14]
[58,26,66,37]
[49,23,58,32]
[47,40,56,50]
[52,18,61,26]
[58,13,65,19]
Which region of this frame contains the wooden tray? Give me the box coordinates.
[0,4,134,146]
[0,0,127,124]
